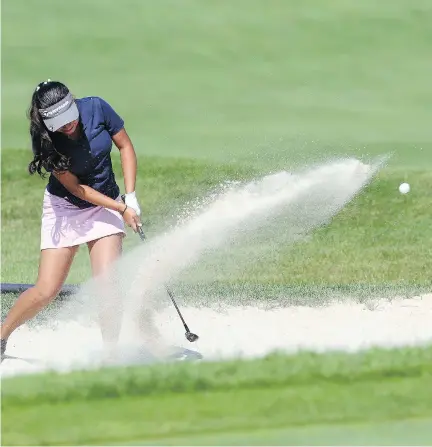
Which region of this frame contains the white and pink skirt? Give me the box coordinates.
[40,189,126,250]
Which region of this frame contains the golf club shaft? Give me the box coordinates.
[120,195,197,339]
[120,195,198,342]
[135,225,192,333]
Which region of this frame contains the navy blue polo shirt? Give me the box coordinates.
[47,96,124,208]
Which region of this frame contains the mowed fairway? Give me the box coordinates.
[2,0,432,445]
[2,0,432,168]
[137,420,432,446]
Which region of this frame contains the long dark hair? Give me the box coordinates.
[28,80,72,177]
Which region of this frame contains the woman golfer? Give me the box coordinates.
[1,79,142,358]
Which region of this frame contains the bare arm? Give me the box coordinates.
[112,128,137,194]
[53,170,126,213]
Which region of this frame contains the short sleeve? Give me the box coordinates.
[98,97,125,136]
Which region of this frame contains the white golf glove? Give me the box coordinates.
[124,191,141,216]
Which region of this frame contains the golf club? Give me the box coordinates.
[121,195,199,343]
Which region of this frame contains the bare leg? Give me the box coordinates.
[87,234,123,349]
[0,246,78,342]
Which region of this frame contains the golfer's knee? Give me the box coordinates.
[32,283,61,304]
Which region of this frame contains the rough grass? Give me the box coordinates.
[5,380,432,446]
[2,150,432,291]
[2,345,432,445]
[3,345,432,405]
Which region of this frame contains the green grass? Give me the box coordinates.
[2,1,432,445]
[2,346,432,445]
[2,0,432,170]
[129,419,432,446]
[5,383,432,445]
[2,149,432,292]
[2,0,432,290]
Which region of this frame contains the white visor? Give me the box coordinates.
[39,93,79,132]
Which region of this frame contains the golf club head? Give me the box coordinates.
[186,332,199,342]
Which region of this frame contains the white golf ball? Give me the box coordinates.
[399,182,410,194]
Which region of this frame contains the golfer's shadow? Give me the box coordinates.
[51,208,96,245]
[49,195,123,245]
